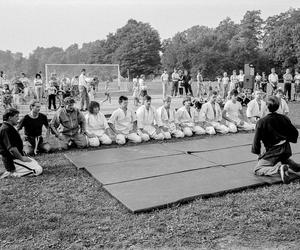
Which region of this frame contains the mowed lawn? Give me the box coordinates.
[1,103,300,249]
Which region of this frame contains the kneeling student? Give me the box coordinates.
[246,89,267,124]
[0,108,43,178]
[193,101,216,135]
[175,96,206,137]
[222,89,255,132]
[108,95,149,144]
[156,96,184,139]
[200,91,230,134]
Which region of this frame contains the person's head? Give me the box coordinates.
[254,90,263,101]
[210,91,218,104]
[173,68,177,72]
[184,69,188,75]
[163,69,167,74]
[256,72,260,76]
[183,96,192,108]
[194,101,202,111]
[223,72,227,77]
[266,96,280,113]
[81,69,86,75]
[262,72,266,76]
[232,70,236,75]
[163,96,172,109]
[64,97,76,112]
[118,95,128,109]
[3,84,9,90]
[35,73,41,79]
[286,68,290,74]
[0,71,3,77]
[239,69,243,74]
[275,88,284,99]
[143,95,152,109]
[230,89,238,102]
[271,68,276,74]
[3,108,19,125]
[21,72,26,77]
[88,101,100,114]
[49,80,54,87]
[29,100,41,113]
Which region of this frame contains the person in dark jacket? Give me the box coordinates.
[252,96,300,183]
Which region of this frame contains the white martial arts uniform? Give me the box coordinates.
[136,105,165,140]
[276,99,289,115]
[85,112,112,146]
[223,100,255,131]
[108,108,149,144]
[175,106,206,136]
[246,99,267,123]
[156,106,184,138]
[200,102,230,134]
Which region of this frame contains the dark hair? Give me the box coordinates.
[88,101,100,113]
[143,95,151,101]
[194,101,202,110]
[118,95,128,104]
[3,108,19,121]
[275,89,284,95]
[212,91,218,96]
[81,69,86,72]
[230,89,238,97]
[182,96,192,105]
[29,100,40,110]
[35,73,41,79]
[266,96,279,113]
[64,97,75,104]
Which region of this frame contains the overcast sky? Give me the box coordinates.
[1,0,299,57]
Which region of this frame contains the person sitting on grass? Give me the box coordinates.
[50,97,88,150]
[193,101,216,135]
[0,108,43,179]
[17,100,51,155]
[222,89,255,132]
[252,96,300,184]
[136,95,165,140]
[156,96,184,139]
[175,96,206,137]
[200,91,231,134]
[85,101,115,146]
[246,89,268,124]
[108,96,149,145]
[275,88,289,116]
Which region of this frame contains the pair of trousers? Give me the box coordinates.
[48,94,56,109]
[284,83,292,101]
[184,84,193,96]
[171,81,178,96]
[80,87,89,110]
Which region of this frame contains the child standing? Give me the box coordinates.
[47,81,57,110]
[104,80,111,104]
[11,82,21,107]
[132,76,140,106]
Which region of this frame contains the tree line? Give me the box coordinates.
[0,8,300,80]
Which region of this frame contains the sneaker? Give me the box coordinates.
[279,164,290,184]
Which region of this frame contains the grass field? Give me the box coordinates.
[1,93,300,249]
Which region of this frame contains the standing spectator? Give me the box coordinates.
[17,100,51,155]
[283,68,293,101]
[11,81,22,107]
[238,69,245,92]
[79,69,89,111]
[171,68,179,97]
[178,70,184,97]
[261,72,268,93]
[183,70,193,96]
[222,72,230,99]
[139,74,147,99]
[196,69,204,98]
[34,73,43,102]
[275,89,289,116]
[46,80,57,110]
[255,73,262,90]
[0,108,43,178]
[71,76,79,98]
[230,70,239,92]
[294,69,300,101]
[268,68,279,95]
[50,97,88,149]
[161,69,169,98]
[104,80,111,103]
[132,75,140,106]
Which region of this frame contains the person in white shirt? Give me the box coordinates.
[230,70,239,93]
[275,89,289,116]
[196,69,204,98]
[108,95,149,144]
[255,73,262,90]
[193,101,216,135]
[294,69,300,101]
[246,90,267,124]
[79,69,89,111]
[200,91,231,134]
[175,96,206,137]
[222,72,230,99]
[283,68,293,101]
[161,70,169,98]
[171,68,180,97]
[268,68,279,95]
[139,74,147,98]
[222,89,255,132]
[136,95,165,140]
[157,96,184,139]
[238,69,245,92]
[34,73,43,102]
[85,101,113,146]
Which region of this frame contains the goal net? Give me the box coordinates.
[45,64,127,92]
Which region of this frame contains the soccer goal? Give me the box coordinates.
[45,64,127,92]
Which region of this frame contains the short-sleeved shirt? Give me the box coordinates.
[0,122,23,156]
[18,113,48,137]
[108,108,136,135]
[85,112,109,133]
[223,100,242,122]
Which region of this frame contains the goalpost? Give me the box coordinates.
[45,64,127,92]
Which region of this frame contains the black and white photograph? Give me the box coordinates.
[1,0,300,249]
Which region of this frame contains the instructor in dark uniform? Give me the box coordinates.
[252,96,300,183]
